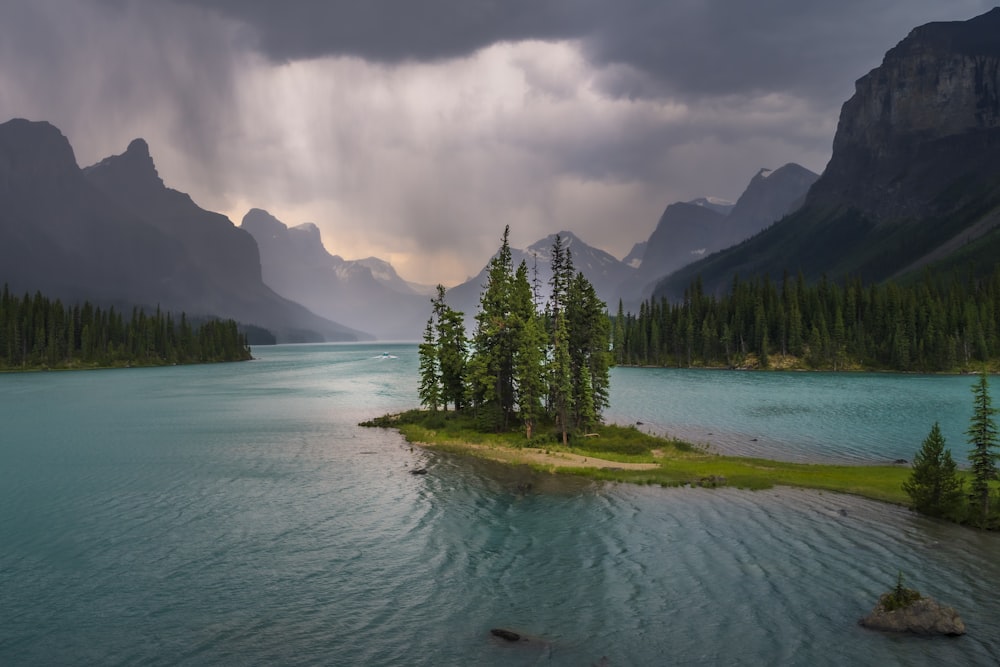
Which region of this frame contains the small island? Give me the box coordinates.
[367,227,1000,530]
[860,573,965,636]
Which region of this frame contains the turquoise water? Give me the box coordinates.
[2,344,998,665]
[606,367,979,464]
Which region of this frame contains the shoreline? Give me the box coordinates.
[371,413,916,507]
[413,439,661,471]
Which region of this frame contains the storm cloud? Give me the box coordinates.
[2,0,995,284]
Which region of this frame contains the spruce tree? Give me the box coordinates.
[470,226,517,429]
[432,285,467,411]
[511,262,546,439]
[967,372,998,524]
[902,422,964,519]
[417,316,441,411]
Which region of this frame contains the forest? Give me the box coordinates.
[0,285,252,370]
[613,268,1000,372]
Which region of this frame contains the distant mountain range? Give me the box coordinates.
[240,208,432,340]
[654,8,1000,301]
[2,11,993,341]
[616,163,818,309]
[0,119,364,342]
[443,231,637,329]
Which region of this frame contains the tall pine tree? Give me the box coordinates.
[967,372,998,525]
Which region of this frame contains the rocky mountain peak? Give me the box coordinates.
[84,136,163,193]
[0,118,79,185]
[241,208,287,236]
[813,8,1000,220]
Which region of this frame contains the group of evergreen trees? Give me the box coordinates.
[614,269,1000,371]
[419,228,611,443]
[0,286,252,370]
[904,373,999,528]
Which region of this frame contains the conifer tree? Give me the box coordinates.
[511,261,546,438]
[967,372,998,524]
[551,309,573,445]
[470,226,517,429]
[418,316,441,411]
[431,285,467,411]
[566,271,610,431]
[903,422,964,519]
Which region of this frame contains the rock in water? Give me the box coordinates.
[490,628,521,642]
[860,593,966,636]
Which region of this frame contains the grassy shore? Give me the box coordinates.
[361,409,937,506]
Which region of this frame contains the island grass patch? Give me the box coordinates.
[363,409,924,505]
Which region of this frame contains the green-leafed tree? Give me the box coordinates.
[550,309,573,445]
[967,372,999,525]
[432,285,467,411]
[566,271,610,432]
[417,316,441,411]
[546,234,576,443]
[511,261,546,439]
[902,422,965,520]
[469,226,517,430]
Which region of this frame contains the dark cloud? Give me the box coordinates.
[4,0,997,284]
[175,0,996,103]
[172,0,592,62]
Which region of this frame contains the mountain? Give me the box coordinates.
[688,196,736,216]
[617,163,816,308]
[353,256,436,296]
[240,208,431,340]
[723,164,818,242]
[653,8,1000,302]
[622,241,647,268]
[444,231,636,326]
[0,118,363,342]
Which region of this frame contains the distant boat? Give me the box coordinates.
[373,352,398,359]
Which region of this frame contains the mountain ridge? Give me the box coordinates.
[653,9,1000,302]
[0,118,366,342]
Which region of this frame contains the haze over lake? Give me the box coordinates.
[2,344,998,665]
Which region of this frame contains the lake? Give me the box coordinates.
[1,343,998,665]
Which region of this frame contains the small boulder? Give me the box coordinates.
[860,592,965,636]
[491,628,521,642]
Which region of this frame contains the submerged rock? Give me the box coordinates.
[860,592,965,636]
[490,628,522,642]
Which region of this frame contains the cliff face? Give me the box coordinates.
[653,8,1000,302]
[813,7,1000,220]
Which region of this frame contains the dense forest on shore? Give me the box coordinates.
[614,268,1000,372]
[0,286,252,370]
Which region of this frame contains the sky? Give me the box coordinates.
[1,1,995,286]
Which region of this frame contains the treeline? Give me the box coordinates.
[614,268,1000,372]
[0,286,252,370]
[419,228,610,443]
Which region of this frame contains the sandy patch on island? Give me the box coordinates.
[419,441,659,470]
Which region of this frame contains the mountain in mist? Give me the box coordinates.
[240,208,431,340]
[444,231,636,326]
[617,163,817,308]
[0,118,364,342]
[654,8,1000,301]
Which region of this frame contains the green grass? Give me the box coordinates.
[361,409,930,505]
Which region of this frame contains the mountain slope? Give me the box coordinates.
[654,9,1000,301]
[619,163,816,307]
[0,118,363,342]
[241,208,430,340]
[444,231,636,325]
